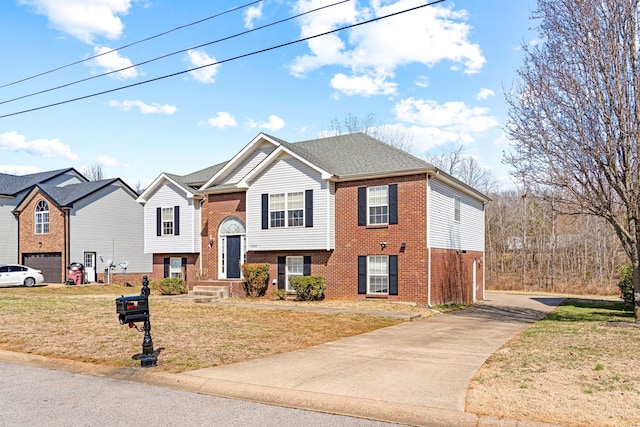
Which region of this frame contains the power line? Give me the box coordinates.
[0,0,262,90]
[0,0,350,106]
[0,0,446,119]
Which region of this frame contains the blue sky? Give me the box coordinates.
[0,0,538,189]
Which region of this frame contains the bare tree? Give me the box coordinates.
[325,113,414,152]
[425,144,498,193]
[82,163,105,181]
[504,0,640,318]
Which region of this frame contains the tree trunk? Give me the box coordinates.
[635,265,640,322]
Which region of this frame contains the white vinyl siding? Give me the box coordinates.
[0,199,19,263]
[69,183,152,274]
[220,143,275,186]
[429,179,484,251]
[143,181,200,254]
[247,154,334,251]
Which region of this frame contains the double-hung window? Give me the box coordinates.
[35,200,49,234]
[269,192,304,228]
[169,257,182,278]
[368,255,389,294]
[286,256,304,291]
[162,207,174,235]
[269,194,285,227]
[368,186,388,225]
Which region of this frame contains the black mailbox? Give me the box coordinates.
[115,295,149,324]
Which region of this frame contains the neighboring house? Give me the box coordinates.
[137,133,490,306]
[6,173,151,284]
[0,168,87,265]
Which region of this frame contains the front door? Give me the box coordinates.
[226,236,241,279]
[84,252,96,282]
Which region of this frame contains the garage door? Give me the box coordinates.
[22,253,62,284]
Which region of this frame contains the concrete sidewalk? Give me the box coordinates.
[0,293,565,426]
[165,293,564,426]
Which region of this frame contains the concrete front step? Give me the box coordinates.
[163,284,231,304]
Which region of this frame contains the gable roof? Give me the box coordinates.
[0,168,85,197]
[14,178,135,212]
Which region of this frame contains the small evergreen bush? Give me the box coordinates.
[157,277,186,295]
[289,276,326,301]
[241,263,270,297]
[618,265,635,305]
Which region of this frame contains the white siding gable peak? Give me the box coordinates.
[137,173,197,204]
[238,145,332,188]
[199,133,282,191]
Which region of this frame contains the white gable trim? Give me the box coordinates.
[199,133,282,191]
[238,145,333,188]
[136,173,197,204]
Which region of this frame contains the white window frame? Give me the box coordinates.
[169,257,182,279]
[453,195,461,222]
[368,255,389,295]
[162,207,174,235]
[270,192,304,228]
[368,185,389,225]
[35,199,49,234]
[286,256,304,291]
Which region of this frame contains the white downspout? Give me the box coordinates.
[426,174,432,307]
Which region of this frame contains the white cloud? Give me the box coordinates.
[330,70,398,97]
[0,131,79,160]
[96,154,129,167]
[187,50,219,83]
[18,0,132,44]
[288,0,485,96]
[476,88,495,101]
[244,2,263,29]
[89,46,138,79]
[0,165,43,175]
[246,115,285,131]
[206,112,237,129]
[109,99,177,114]
[392,98,498,152]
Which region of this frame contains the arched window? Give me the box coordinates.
[35,199,49,234]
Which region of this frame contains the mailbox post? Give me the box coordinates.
[115,276,157,367]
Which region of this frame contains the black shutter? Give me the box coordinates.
[262,194,269,229]
[277,256,285,289]
[303,256,311,276]
[163,258,169,278]
[174,206,180,236]
[156,207,162,236]
[357,187,367,226]
[389,184,398,225]
[182,257,187,281]
[358,256,367,294]
[305,189,313,227]
[389,255,398,295]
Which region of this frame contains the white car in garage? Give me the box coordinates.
[0,264,45,287]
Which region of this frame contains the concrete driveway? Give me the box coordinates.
[169,293,564,426]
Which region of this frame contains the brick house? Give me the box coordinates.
[7,174,151,284]
[137,133,490,306]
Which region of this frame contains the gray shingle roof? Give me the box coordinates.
[281,133,434,178]
[37,179,120,207]
[0,168,77,196]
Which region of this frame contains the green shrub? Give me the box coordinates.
[289,276,326,301]
[271,288,287,301]
[618,265,635,305]
[156,277,186,295]
[241,263,270,297]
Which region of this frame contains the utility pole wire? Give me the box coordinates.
[0,0,446,119]
[0,0,350,106]
[0,0,262,90]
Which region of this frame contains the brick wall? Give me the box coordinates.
[199,192,246,280]
[18,192,67,281]
[150,253,200,284]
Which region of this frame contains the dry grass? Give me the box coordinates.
[0,284,402,373]
[466,298,640,427]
